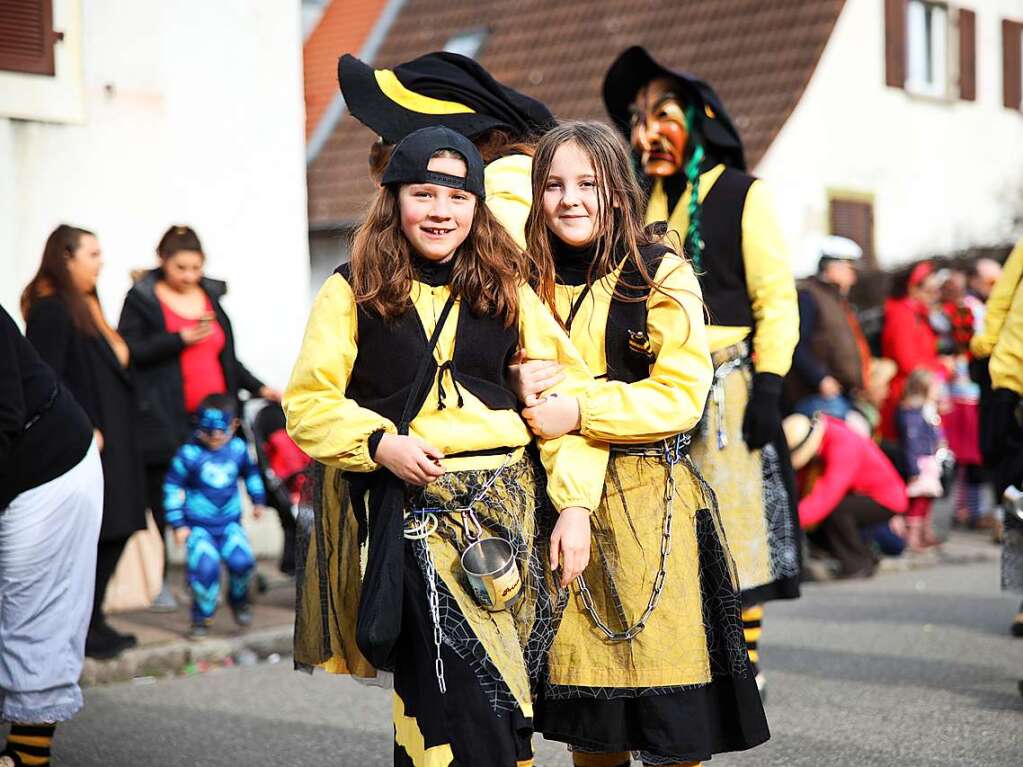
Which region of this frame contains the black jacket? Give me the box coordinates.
[24,297,146,541]
[0,305,93,510]
[118,269,266,465]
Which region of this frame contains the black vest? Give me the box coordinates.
[334,265,519,423]
[602,243,671,384]
[692,167,756,329]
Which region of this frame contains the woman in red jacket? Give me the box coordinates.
[881,262,948,439]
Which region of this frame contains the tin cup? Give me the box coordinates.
[460,537,522,611]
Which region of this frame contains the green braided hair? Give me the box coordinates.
[682,105,705,271]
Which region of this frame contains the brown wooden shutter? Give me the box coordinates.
[885,0,907,88]
[0,0,56,76]
[959,9,976,101]
[830,198,876,269]
[1005,19,1023,110]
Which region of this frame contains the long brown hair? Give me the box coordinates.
[525,121,690,317]
[349,154,526,326]
[21,224,99,335]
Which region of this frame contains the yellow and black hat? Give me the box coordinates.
[602,46,746,171]
[338,51,556,145]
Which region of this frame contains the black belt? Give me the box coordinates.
[23,385,59,433]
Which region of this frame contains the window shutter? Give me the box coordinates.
[830,199,876,269]
[885,0,907,88]
[959,9,976,101]
[1004,19,1023,110]
[0,0,56,76]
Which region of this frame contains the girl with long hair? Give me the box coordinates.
[21,224,147,661]
[283,127,607,767]
[514,122,769,767]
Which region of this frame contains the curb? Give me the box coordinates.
[81,625,294,687]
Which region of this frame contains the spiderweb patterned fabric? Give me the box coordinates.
[406,451,564,716]
[760,443,800,582]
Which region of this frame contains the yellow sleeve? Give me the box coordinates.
[989,279,1023,395]
[578,255,713,442]
[517,285,610,512]
[741,179,798,376]
[971,238,1023,358]
[283,273,397,472]
[484,154,532,251]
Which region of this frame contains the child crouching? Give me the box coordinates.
[164,394,267,638]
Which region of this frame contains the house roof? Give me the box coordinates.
[303,0,392,142]
[308,0,847,227]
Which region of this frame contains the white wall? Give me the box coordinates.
[0,0,310,388]
[758,0,1023,276]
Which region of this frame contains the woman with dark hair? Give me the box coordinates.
[21,224,147,660]
[118,225,279,610]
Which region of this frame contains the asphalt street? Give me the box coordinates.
[56,556,1022,766]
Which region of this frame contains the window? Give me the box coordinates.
[1004,18,1023,110]
[906,0,949,97]
[443,28,488,60]
[829,197,876,269]
[0,0,58,76]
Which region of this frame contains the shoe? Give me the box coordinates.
[85,627,129,660]
[837,561,878,580]
[188,622,210,641]
[150,583,179,612]
[231,602,253,628]
[1011,612,1023,638]
[96,621,138,649]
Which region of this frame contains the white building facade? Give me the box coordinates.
[759,0,1023,276]
[0,0,311,388]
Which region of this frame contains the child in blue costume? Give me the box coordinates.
[164,394,267,638]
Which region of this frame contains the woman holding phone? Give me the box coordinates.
[118,225,280,609]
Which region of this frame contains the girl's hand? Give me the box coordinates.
[522,394,580,439]
[550,507,591,587]
[375,434,445,486]
[174,527,191,546]
[507,350,565,404]
[889,514,907,539]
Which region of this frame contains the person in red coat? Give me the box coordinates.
[785,414,908,578]
[881,262,948,438]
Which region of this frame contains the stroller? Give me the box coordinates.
[239,398,311,578]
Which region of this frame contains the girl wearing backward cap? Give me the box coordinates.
[284,126,608,767]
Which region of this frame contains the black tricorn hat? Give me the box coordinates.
[602,46,746,171]
[338,51,556,145]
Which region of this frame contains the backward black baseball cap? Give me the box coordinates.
[380,126,486,199]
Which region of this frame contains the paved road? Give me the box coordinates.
[57,555,1022,766]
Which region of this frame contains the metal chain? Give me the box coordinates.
[421,540,447,694]
[574,438,685,643]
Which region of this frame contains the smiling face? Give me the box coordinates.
[541,141,601,248]
[66,233,103,294]
[398,154,476,262]
[629,77,689,178]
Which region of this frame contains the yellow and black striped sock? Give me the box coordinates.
[5,723,56,766]
[572,751,631,767]
[742,604,764,672]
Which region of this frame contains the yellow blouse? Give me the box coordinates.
[554,253,713,443]
[283,273,609,511]
[989,258,1023,396]
[971,238,1023,360]
[646,163,798,377]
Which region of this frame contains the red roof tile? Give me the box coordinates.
[304,0,391,141]
[308,0,846,226]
